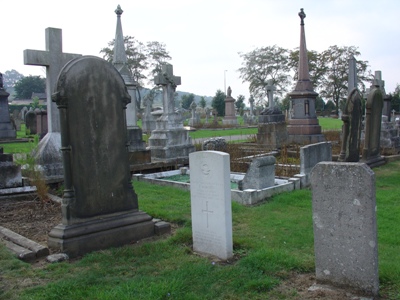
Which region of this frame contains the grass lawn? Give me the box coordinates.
[1,161,399,299]
[318,116,343,130]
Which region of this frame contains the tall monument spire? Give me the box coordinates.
[113,5,131,79]
[294,8,314,92]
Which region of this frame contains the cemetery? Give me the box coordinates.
[0,6,400,300]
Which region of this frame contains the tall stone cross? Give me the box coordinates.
[348,55,358,95]
[24,28,81,133]
[266,80,276,108]
[154,63,181,116]
[24,28,81,180]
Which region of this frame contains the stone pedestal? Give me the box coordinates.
[257,123,288,149]
[148,114,195,162]
[223,89,237,126]
[287,119,324,144]
[0,149,22,189]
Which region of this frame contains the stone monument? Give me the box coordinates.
[361,79,385,167]
[257,80,287,148]
[311,162,379,297]
[189,101,200,126]
[0,73,16,140]
[222,86,238,125]
[148,63,195,162]
[24,28,82,182]
[287,9,324,144]
[48,56,155,258]
[142,95,156,133]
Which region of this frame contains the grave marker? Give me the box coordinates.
[311,162,379,297]
[48,56,154,257]
[189,151,233,260]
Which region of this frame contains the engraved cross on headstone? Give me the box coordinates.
[266,79,276,109]
[24,28,81,133]
[201,201,213,228]
[154,63,181,116]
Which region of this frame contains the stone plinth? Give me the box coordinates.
[0,151,22,189]
[257,123,288,149]
[223,90,237,125]
[287,119,324,144]
[259,114,285,123]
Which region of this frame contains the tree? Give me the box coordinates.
[100,36,171,109]
[238,45,291,100]
[318,46,371,114]
[390,84,400,112]
[199,96,207,109]
[211,90,226,116]
[3,69,24,89]
[14,75,45,99]
[235,95,245,115]
[181,93,195,109]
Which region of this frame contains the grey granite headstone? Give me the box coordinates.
[24,28,82,181]
[339,88,362,162]
[48,56,154,258]
[310,162,379,297]
[239,156,276,190]
[361,81,384,167]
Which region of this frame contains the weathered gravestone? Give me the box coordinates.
[0,147,22,189]
[48,56,154,258]
[310,162,379,297]
[189,101,200,126]
[361,80,385,167]
[239,156,276,190]
[339,88,362,162]
[24,27,82,181]
[25,110,37,135]
[35,109,48,139]
[0,73,16,140]
[222,86,238,125]
[189,151,233,260]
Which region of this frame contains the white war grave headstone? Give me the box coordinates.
[24,28,81,181]
[189,151,233,260]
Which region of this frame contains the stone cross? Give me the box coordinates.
[348,55,358,95]
[24,28,81,133]
[154,64,181,116]
[374,71,386,97]
[266,79,276,108]
[190,101,197,119]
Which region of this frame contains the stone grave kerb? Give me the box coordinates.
[154,63,181,117]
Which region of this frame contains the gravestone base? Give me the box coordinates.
[361,155,386,168]
[0,125,16,140]
[127,127,146,152]
[148,123,195,162]
[128,149,151,165]
[33,132,64,183]
[257,122,288,149]
[48,210,155,258]
[258,114,285,123]
[142,118,156,134]
[0,152,22,189]
[288,134,325,145]
[222,116,238,126]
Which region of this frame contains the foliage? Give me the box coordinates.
[3,69,24,89]
[318,46,371,114]
[199,96,207,109]
[100,36,171,109]
[235,95,246,115]
[278,94,290,112]
[181,93,195,109]
[238,45,291,101]
[389,84,400,112]
[30,96,43,110]
[14,75,45,99]
[211,89,226,116]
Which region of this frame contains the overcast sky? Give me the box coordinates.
[3,0,400,104]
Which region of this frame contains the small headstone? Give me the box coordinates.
[25,110,37,134]
[239,156,276,190]
[0,72,16,140]
[310,162,379,297]
[48,56,154,258]
[189,151,233,260]
[339,88,362,162]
